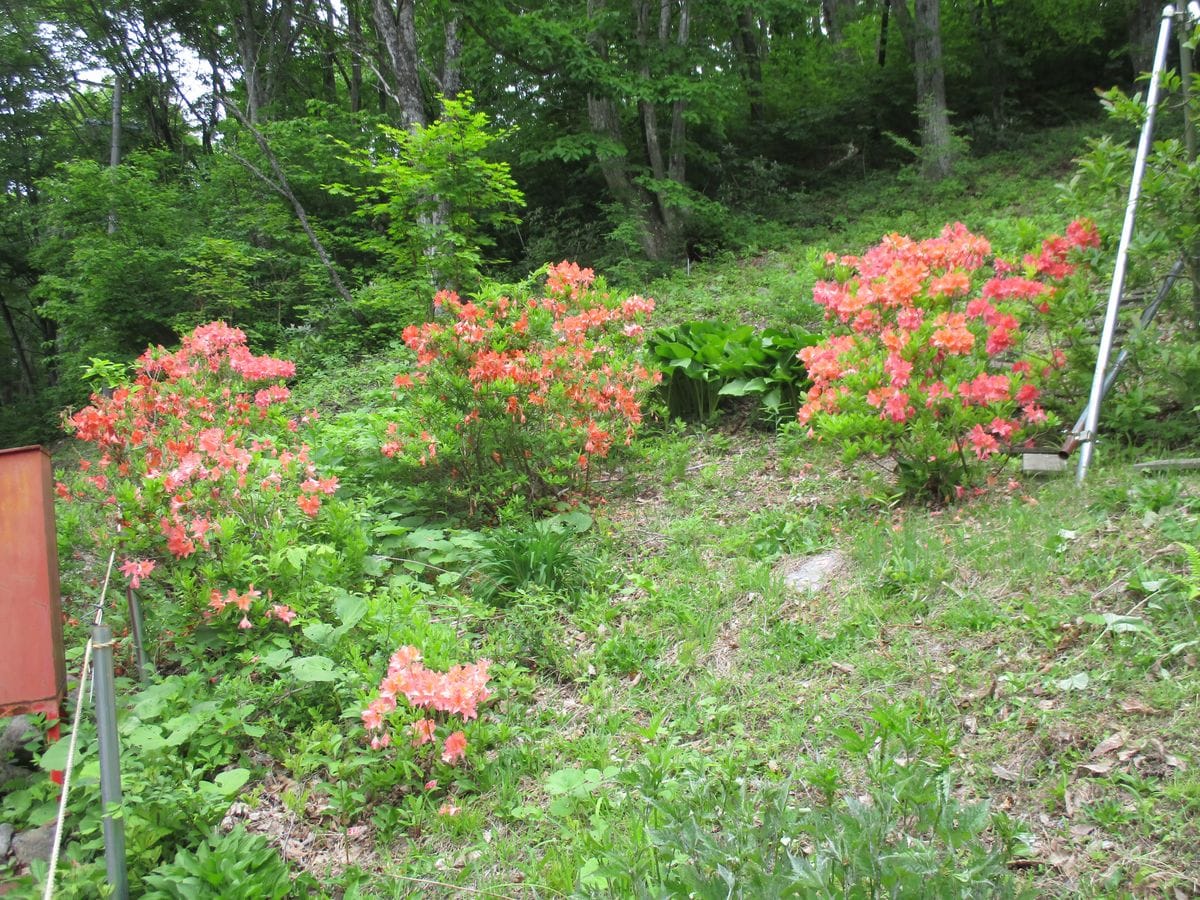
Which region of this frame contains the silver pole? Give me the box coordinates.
[92,624,130,900]
[1076,5,1177,484]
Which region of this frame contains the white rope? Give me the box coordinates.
[41,637,93,900]
[42,548,115,900]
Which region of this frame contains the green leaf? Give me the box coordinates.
[38,737,74,772]
[545,767,588,795]
[288,655,341,683]
[333,591,368,629]
[210,768,250,796]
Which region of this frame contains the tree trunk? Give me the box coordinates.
[0,294,36,395]
[442,14,462,100]
[972,0,1005,127]
[372,0,426,128]
[348,0,363,112]
[1127,0,1158,77]
[735,8,765,126]
[667,0,689,188]
[236,0,267,122]
[894,0,954,181]
[108,76,121,235]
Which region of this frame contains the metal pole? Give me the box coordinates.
[125,587,148,684]
[91,624,130,900]
[1076,5,1177,484]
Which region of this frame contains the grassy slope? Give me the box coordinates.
[317,121,1200,896]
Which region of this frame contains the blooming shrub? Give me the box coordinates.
[59,322,337,629]
[382,262,660,515]
[361,645,492,773]
[797,221,1100,498]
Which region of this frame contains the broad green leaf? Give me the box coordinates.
[288,655,341,682]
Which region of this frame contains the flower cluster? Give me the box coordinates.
[382,263,660,514]
[797,221,1099,497]
[60,322,334,625]
[361,645,492,767]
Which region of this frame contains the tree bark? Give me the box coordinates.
[894,0,954,181]
[442,14,462,100]
[108,75,121,235]
[372,0,426,127]
[348,0,363,112]
[0,294,36,395]
[734,8,765,126]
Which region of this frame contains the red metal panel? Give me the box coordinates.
[0,445,66,717]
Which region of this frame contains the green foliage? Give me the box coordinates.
[143,827,306,899]
[649,321,817,424]
[329,94,524,298]
[475,514,595,607]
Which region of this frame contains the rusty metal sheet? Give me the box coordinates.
[0,445,66,717]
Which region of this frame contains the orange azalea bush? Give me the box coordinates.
[797,221,1099,498]
[382,262,660,516]
[60,322,337,629]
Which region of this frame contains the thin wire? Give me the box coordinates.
[43,548,116,900]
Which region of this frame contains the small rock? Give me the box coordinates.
[778,550,849,595]
[0,716,35,757]
[12,824,56,866]
[0,761,34,787]
[0,822,13,859]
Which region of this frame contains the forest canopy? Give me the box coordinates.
[0,0,1160,444]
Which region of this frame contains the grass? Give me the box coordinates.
[10,114,1200,898]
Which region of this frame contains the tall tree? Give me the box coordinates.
[892,0,954,180]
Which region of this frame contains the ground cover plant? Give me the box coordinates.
[3,119,1200,899]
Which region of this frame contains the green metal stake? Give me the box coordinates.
[92,624,130,900]
[125,587,149,684]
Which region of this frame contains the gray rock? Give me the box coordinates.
[0,761,33,787]
[11,824,55,865]
[0,716,34,757]
[778,550,849,595]
[0,822,13,859]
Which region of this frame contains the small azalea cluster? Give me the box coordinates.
[382,262,660,512]
[205,584,297,630]
[60,322,336,619]
[361,646,492,767]
[798,221,1099,497]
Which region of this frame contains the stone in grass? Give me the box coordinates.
[777,550,849,595]
[11,824,55,865]
[0,822,13,859]
[0,716,35,757]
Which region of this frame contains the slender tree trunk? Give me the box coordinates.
[108,76,121,235]
[586,0,667,260]
[667,0,689,187]
[878,0,891,66]
[348,0,363,112]
[236,0,266,122]
[735,8,765,126]
[372,0,426,128]
[893,0,954,180]
[223,100,364,323]
[973,0,1005,127]
[0,295,36,394]
[442,14,462,100]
